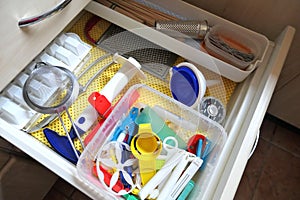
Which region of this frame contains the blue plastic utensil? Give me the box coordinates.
[44,128,80,164]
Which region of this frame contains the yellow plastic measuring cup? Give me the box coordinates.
[130,123,162,185]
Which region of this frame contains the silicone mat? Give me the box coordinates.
[29,12,236,153]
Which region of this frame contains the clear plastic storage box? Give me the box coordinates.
[77,84,227,200]
[203,25,263,70]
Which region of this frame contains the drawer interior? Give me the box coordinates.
[13,11,236,157]
[1,0,290,199]
[0,10,237,199]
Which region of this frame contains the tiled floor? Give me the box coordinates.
[234,114,300,200]
[43,114,300,200]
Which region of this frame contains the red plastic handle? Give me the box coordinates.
[187,134,206,154]
[88,92,112,118]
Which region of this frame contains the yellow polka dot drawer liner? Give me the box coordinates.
[29,12,236,156]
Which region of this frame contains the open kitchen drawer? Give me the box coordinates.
[0,0,295,199]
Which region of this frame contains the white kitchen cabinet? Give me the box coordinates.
[268,75,300,128]
[0,0,295,199]
[0,0,90,91]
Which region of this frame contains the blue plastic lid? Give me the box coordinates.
[170,66,199,107]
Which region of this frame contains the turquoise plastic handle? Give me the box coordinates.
[135,106,186,149]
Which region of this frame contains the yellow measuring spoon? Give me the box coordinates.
[130,123,162,185]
